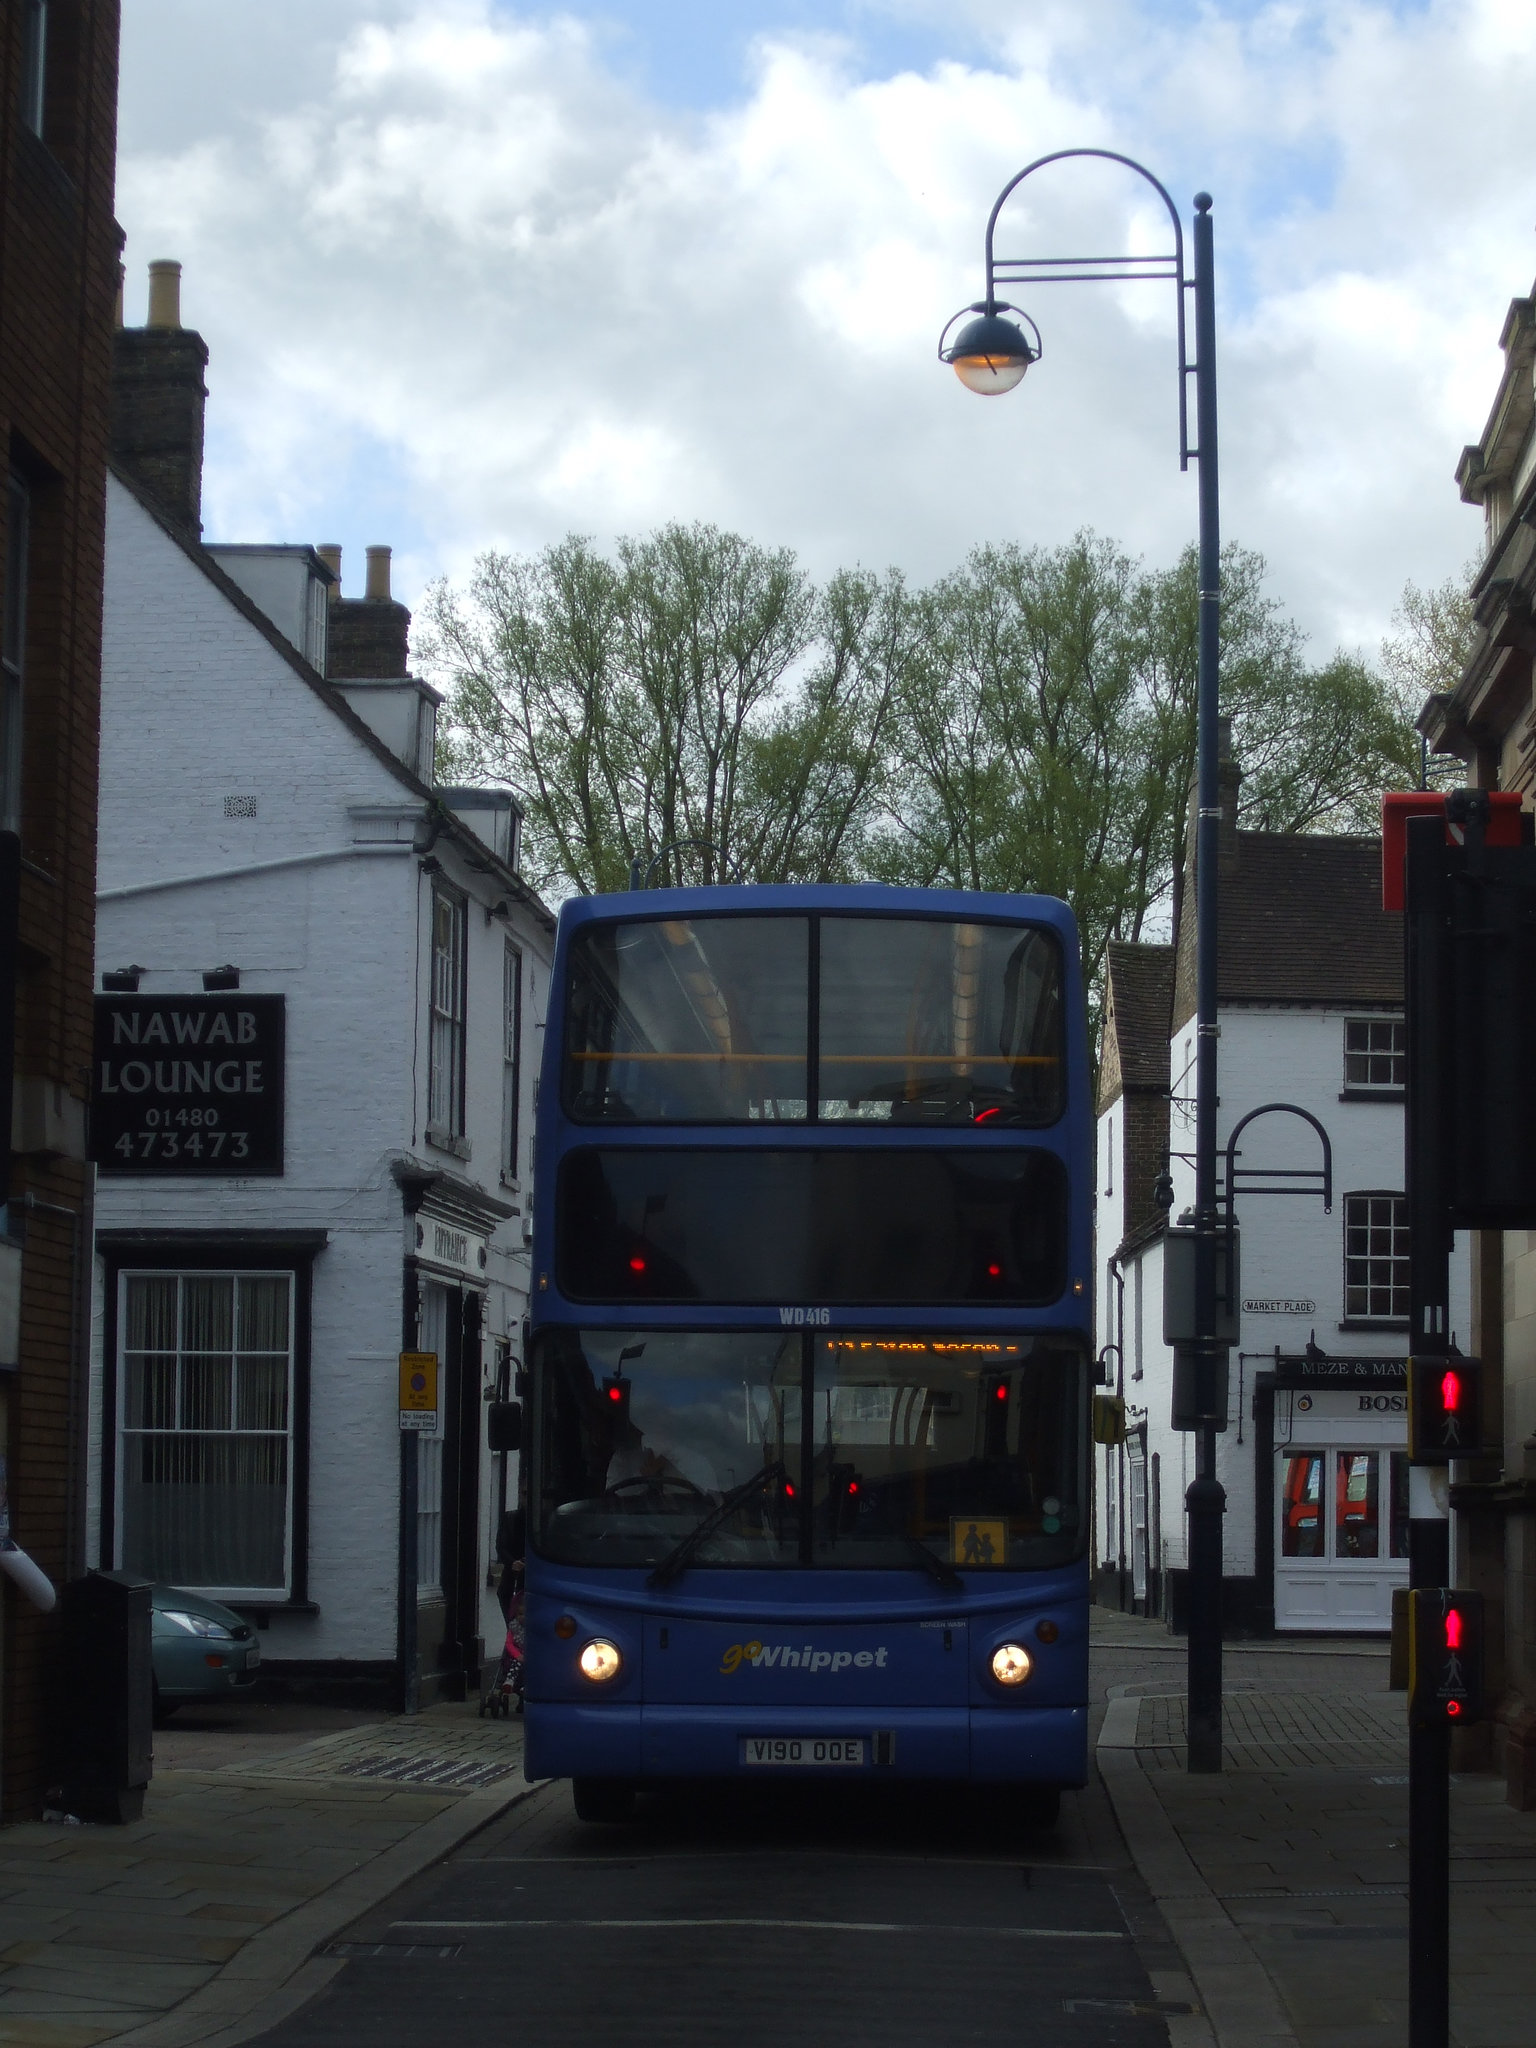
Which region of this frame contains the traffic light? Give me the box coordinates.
[829,1461,861,1533]
[600,1373,631,1427]
[983,1374,1011,1457]
[1408,1354,1486,1463]
[1407,1588,1485,1728]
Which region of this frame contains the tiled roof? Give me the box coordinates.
[1101,942,1175,1108]
[1108,942,1176,1082]
[1173,831,1401,1025]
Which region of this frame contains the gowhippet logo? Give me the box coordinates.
[720,1639,889,1675]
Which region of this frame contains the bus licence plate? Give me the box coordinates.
[741,1737,864,1767]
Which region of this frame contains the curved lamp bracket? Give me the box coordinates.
[976,146,1197,469]
[1222,1102,1334,1215]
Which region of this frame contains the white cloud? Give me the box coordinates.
[115,0,1536,657]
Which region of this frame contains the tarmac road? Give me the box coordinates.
[248,1761,1186,2048]
[243,1620,1390,2048]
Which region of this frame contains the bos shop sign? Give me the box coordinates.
[91,996,285,1175]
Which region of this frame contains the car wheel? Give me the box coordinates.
[572,1778,636,1824]
[151,1683,178,1727]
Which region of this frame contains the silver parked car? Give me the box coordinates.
[151,1584,260,1717]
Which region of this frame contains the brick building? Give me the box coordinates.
[0,2,122,1818]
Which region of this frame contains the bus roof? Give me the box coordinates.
[554,882,1080,946]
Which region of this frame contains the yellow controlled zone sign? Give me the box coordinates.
[399,1351,439,1429]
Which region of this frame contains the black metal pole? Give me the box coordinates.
[1404,810,1453,2048]
[1185,192,1226,1775]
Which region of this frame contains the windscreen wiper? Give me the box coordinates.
[647,1461,787,1589]
[904,1536,964,1593]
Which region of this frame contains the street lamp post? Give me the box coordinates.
[940,150,1227,1773]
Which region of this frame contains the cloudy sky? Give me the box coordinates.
[115,0,1535,659]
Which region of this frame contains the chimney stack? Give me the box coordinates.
[325,543,411,680]
[145,259,182,329]
[110,259,209,534]
[315,544,342,595]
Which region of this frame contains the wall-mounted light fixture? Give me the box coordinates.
[202,965,240,991]
[102,967,144,992]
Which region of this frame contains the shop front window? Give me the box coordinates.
[1280,1454,1323,1558]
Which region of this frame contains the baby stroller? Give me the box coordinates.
[479,1588,525,1719]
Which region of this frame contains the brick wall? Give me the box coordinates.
[0,0,122,1819]
[327,597,410,680]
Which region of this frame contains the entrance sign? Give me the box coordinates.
[1275,1354,1406,1391]
[399,1351,439,1430]
[91,995,285,1175]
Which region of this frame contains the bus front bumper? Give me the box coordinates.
[524,1702,1087,1787]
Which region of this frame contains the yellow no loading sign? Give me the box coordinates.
[399,1351,439,1429]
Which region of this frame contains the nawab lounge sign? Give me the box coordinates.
[91,995,285,1175]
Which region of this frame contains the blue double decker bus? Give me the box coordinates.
[523,886,1091,1823]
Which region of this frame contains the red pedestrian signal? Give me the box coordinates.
[1407,1588,1485,1728]
[1408,1354,1486,1463]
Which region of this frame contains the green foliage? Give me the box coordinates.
[422,524,1433,993]
[1379,565,1478,792]
[419,524,908,896]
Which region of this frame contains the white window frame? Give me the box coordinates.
[114,1268,296,1601]
[1343,1016,1405,1093]
[1342,1191,1410,1323]
[501,939,522,1186]
[428,885,467,1142]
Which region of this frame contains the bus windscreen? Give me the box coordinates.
[563,915,1063,1126]
[557,1146,1067,1304]
[534,1327,1084,1572]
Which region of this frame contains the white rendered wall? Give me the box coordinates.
[1096,1002,1468,1611]
[93,478,550,1672]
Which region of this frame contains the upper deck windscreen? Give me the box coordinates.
[563,914,1064,1126]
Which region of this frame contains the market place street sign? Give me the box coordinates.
[91,995,285,1175]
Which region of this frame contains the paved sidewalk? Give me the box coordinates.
[0,1704,532,2048]
[1097,1620,1536,2048]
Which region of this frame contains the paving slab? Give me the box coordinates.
[0,1705,535,2048]
[1097,1617,1536,2048]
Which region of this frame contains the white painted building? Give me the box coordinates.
[1094,773,1468,1635]
[85,278,553,1705]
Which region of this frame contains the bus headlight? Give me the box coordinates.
[578,1638,623,1684]
[991,1643,1033,1686]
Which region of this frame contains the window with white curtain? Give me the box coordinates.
[117,1271,293,1596]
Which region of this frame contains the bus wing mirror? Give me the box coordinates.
[1092,1393,1127,1447]
[487,1401,523,1454]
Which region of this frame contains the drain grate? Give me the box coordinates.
[335,1753,518,1789]
[324,1942,463,1960]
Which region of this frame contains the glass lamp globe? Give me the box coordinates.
[943,311,1036,396]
